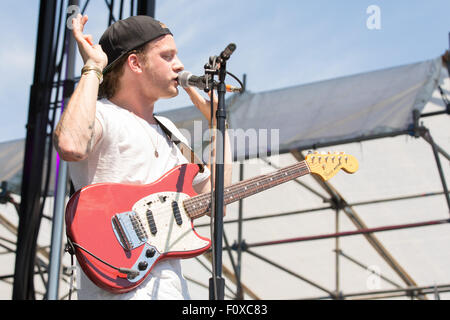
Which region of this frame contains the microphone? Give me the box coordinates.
[220,43,236,61]
[177,71,241,93]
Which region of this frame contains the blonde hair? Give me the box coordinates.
[98,43,148,99]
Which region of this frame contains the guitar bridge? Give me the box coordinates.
[111,211,147,251]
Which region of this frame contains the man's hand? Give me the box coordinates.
[54,14,105,162]
[72,13,108,70]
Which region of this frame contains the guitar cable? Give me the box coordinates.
[66,237,140,278]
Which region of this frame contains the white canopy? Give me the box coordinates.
[159,57,443,159]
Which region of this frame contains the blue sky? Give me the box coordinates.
[0,0,448,143]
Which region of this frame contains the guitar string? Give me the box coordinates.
[117,162,310,241]
[118,158,340,239]
[184,161,311,218]
[185,155,348,217]
[191,162,308,203]
[184,162,310,218]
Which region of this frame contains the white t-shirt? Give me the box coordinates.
[68,98,210,300]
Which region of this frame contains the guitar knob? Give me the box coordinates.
[146,248,156,258]
[138,261,148,271]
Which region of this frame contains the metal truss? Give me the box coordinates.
[10,0,155,300]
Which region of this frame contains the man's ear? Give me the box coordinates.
[127,53,143,74]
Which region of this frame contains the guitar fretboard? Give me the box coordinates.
[183,161,310,219]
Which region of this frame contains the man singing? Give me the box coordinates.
[54,14,232,300]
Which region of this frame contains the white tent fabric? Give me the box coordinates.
[180,68,450,300]
[0,139,24,182]
[159,57,443,159]
[0,139,24,194]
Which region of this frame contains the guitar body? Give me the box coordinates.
[65,163,211,294]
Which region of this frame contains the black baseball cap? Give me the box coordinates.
[99,15,172,74]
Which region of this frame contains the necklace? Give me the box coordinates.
[131,111,160,158]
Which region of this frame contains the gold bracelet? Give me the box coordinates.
[81,65,103,84]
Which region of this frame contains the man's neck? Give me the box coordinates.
[109,90,158,124]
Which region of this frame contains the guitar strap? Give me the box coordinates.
[154,115,206,172]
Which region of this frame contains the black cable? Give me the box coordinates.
[81,0,90,15]
[226,71,244,91]
[67,239,139,278]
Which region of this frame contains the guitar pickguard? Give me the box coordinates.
[125,192,209,255]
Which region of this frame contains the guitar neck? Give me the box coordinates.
[184,160,311,219]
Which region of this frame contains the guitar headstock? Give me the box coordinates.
[305,151,358,181]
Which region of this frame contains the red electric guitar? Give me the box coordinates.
[65,152,358,293]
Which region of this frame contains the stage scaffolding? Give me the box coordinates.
[221,106,450,300]
[9,0,156,300]
[190,58,450,300]
[2,0,449,300]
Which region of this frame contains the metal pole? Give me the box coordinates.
[422,129,450,212]
[47,0,78,299]
[290,149,427,297]
[349,191,449,207]
[236,76,246,300]
[209,61,227,300]
[288,129,411,155]
[245,248,334,296]
[243,218,450,248]
[420,128,450,161]
[13,0,58,300]
[302,283,450,300]
[335,207,340,298]
[195,205,333,228]
[195,191,449,228]
[137,0,155,17]
[334,249,402,288]
[236,162,244,299]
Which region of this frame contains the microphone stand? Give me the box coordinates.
[207,44,236,300]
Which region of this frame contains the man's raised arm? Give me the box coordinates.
[53,14,107,161]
